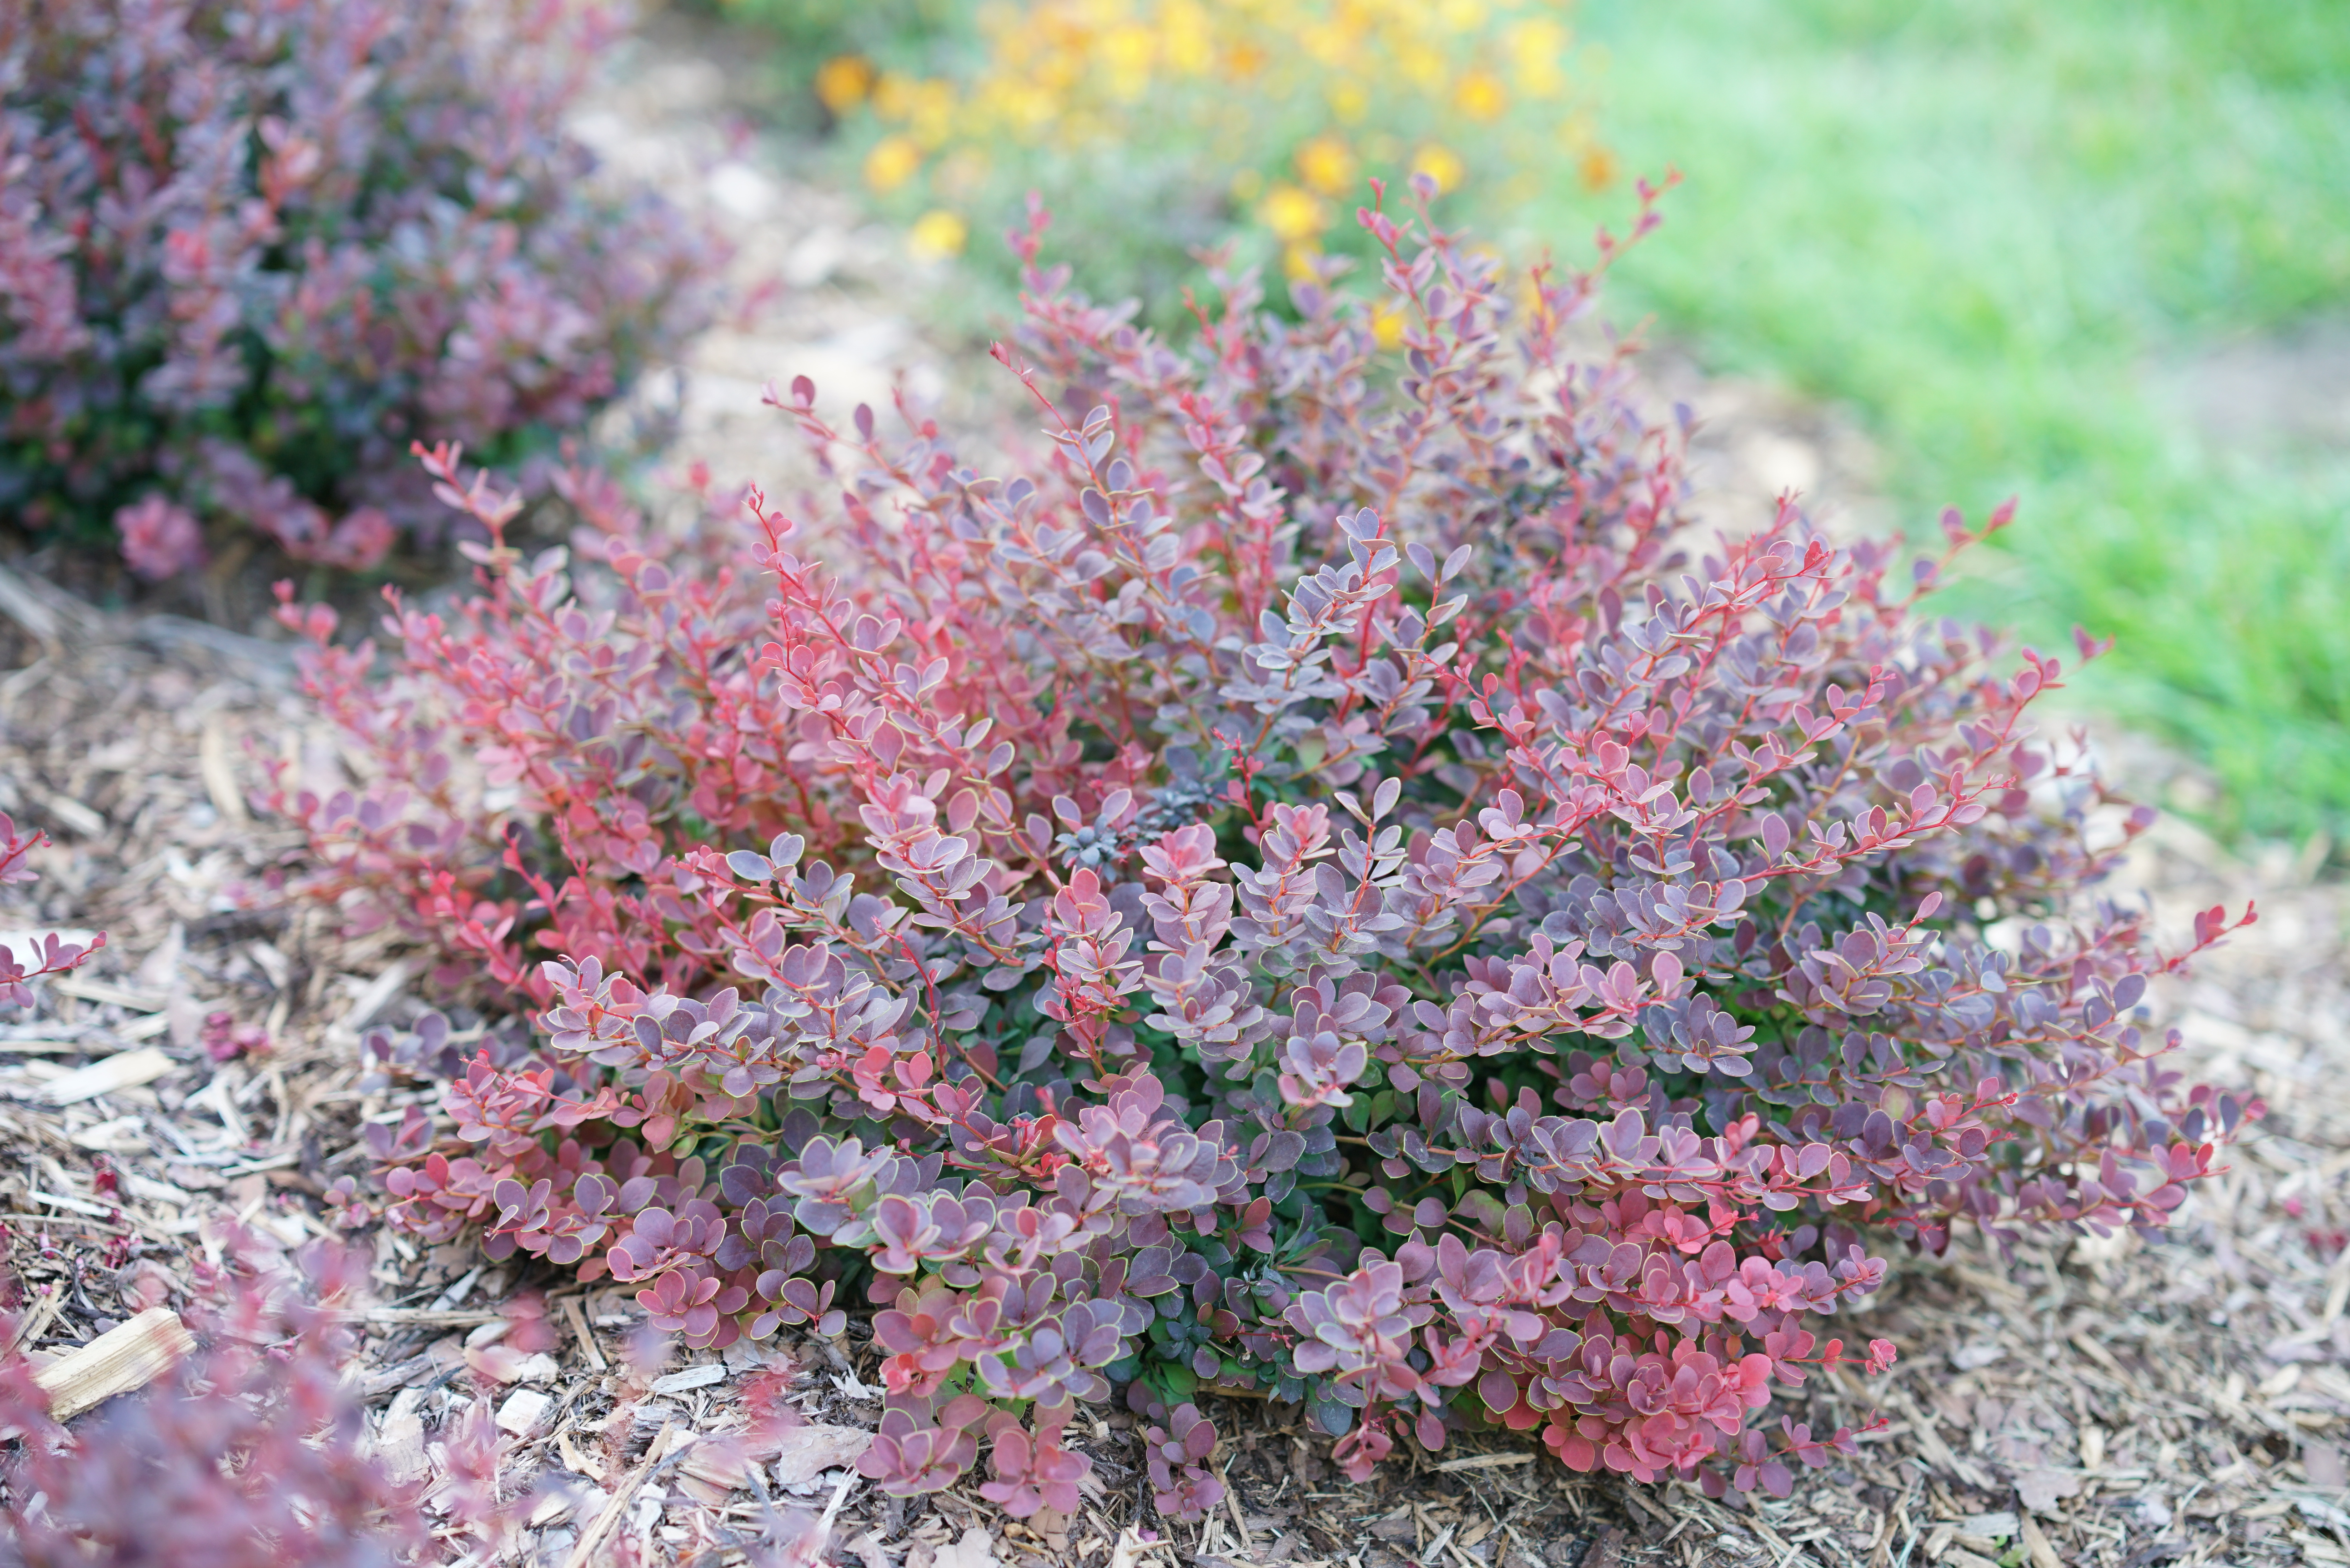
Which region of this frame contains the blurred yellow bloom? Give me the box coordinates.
[1412,142,1466,194]
[1163,0,1214,72]
[1326,78,1369,124]
[1436,0,1489,32]
[1397,43,1446,90]
[815,55,876,115]
[826,0,1604,283]
[1369,300,1408,350]
[907,209,969,261]
[1260,183,1327,242]
[1454,69,1508,123]
[900,79,958,147]
[1101,23,1156,98]
[1294,135,1358,198]
[1507,18,1569,97]
[872,73,921,120]
[865,135,924,194]
[1281,240,1322,280]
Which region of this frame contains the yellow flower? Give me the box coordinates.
[1162,0,1214,73]
[1259,183,1327,242]
[1506,18,1569,98]
[1577,143,1619,191]
[1100,22,1156,99]
[1435,0,1489,32]
[1281,240,1322,280]
[1411,142,1465,194]
[902,78,959,148]
[864,135,924,194]
[907,209,969,261]
[872,72,921,121]
[1369,300,1408,351]
[1294,135,1357,198]
[1453,68,1508,123]
[814,55,876,115]
[1325,78,1369,124]
[1396,43,1446,90]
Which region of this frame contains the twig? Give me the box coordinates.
[564,1418,676,1568]
[560,1294,607,1372]
[1432,1452,1532,1472]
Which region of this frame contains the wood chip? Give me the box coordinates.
[349,1307,507,1327]
[770,1423,875,1486]
[49,976,166,1012]
[2017,1515,2062,1568]
[648,1362,727,1395]
[33,1307,196,1421]
[70,1114,146,1151]
[42,1047,174,1105]
[24,1186,113,1216]
[331,960,412,1041]
[6,1285,65,1357]
[1432,1451,1533,1471]
[39,793,104,839]
[497,1387,554,1435]
[199,717,250,826]
[0,562,98,645]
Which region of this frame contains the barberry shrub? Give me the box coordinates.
[278,185,2256,1509]
[0,1243,456,1568]
[0,0,715,577]
[0,811,102,1005]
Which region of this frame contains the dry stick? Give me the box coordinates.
[34,1307,196,1421]
[1431,1451,1533,1473]
[564,1418,676,1568]
[560,1294,607,1373]
[1220,1458,1251,1555]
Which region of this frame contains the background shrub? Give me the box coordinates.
[277,193,2254,1507]
[0,0,718,579]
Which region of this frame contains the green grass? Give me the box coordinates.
[1542,0,2350,840]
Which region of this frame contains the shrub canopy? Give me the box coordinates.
[276,189,2253,1507]
[0,0,715,576]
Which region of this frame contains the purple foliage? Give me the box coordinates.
[0,0,718,570]
[280,185,2259,1512]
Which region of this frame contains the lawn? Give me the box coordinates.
[1551,0,2350,840]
